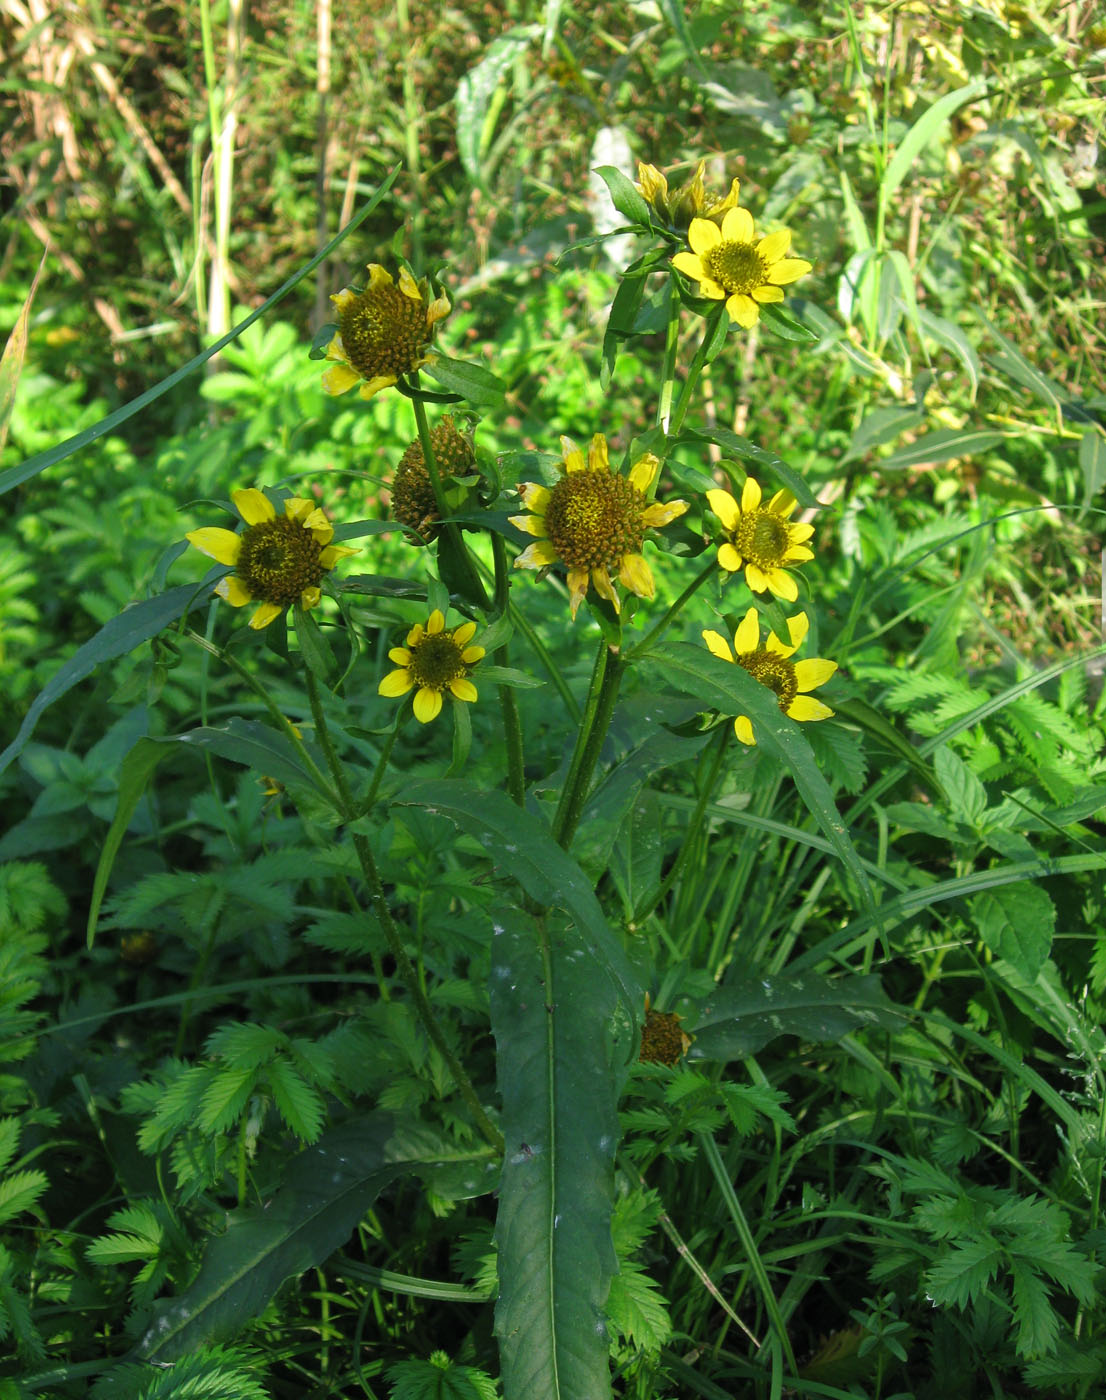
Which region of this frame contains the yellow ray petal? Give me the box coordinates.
[720,206,754,243]
[787,695,834,723]
[378,669,415,697]
[733,607,760,653]
[249,602,282,630]
[413,687,443,723]
[702,628,733,662]
[188,527,242,566]
[706,488,740,530]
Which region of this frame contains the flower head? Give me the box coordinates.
[639,996,692,1065]
[510,433,688,620]
[322,264,450,400]
[672,207,811,328]
[706,478,814,602]
[378,609,484,724]
[186,489,357,630]
[391,416,476,544]
[636,159,741,230]
[703,608,837,746]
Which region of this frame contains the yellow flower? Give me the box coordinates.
[510,433,688,620]
[706,478,814,602]
[636,159,742,229]
[672,207,812,328]
[322,264,451,400]
[703,608,837,747]
[186,489,358,630]
[378,609,484,724]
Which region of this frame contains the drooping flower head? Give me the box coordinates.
[638,995,692,1065]
[322,264,450,400]
[635,159,741,230]
[703,608,837,747]
[378,609,484,724]
[510,433,689,620]
[706,478,814,602]
[186,489,357,630]
[391,416,476,545]
[672,207,811,328]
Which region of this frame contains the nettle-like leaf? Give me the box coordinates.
[91,1343,272,1400]
[386,1350,499,1400]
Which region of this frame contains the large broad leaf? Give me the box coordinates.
[135,1114,461,1362]
[0,584,205,777]
[489,907,632,1400]
[649,643,875,919]
[396,780,642,1016]
[687,971,907,1059]
[395,782,643,1399]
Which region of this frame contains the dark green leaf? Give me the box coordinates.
[688,972,906,1058]
[0,585,205,778]
[593,165,651,227]
[490,908,627,1400]
[424,354,506,409]
[135,1115,447,1361]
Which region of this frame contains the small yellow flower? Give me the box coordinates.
[636,159,742,229]
[378,609,484,724]
[672,207,812,328]
[706,478,814,602]
[322,264,451,400]
[510,433,688,620]
[703,608,837,747]
[186,489,358,630]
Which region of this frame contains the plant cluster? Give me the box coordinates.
[1,3,1105,1399]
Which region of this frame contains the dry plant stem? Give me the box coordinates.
[302,666,504,1154]
[632,723,730,926]
[621,1157,761,1350]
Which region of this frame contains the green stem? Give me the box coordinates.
[411,393,489,609]
[632,723,729,926]
[185,628,340,805]
[492,534,525,807]
[668,303,726,439]
[625,559,716,662]
[302,666,503,1153]
[657,278,680,434]
[551,642,625,850]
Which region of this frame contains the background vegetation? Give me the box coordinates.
[1,0,1105,1396]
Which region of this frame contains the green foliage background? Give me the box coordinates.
[1,1,1105,1397]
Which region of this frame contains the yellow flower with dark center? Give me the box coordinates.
[510,433,689,620]
[378,609,484,724]
[322,264,451,400]
[391,417,476,544]
[703,608,837,747]
[706,478,814,602]
[639,996,692,1065]
[636,159,741,230]
[672,207,812,328]
[186,489,358,630]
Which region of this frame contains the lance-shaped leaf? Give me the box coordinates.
[489,907,632,1400]
[136,1114,457,1361]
